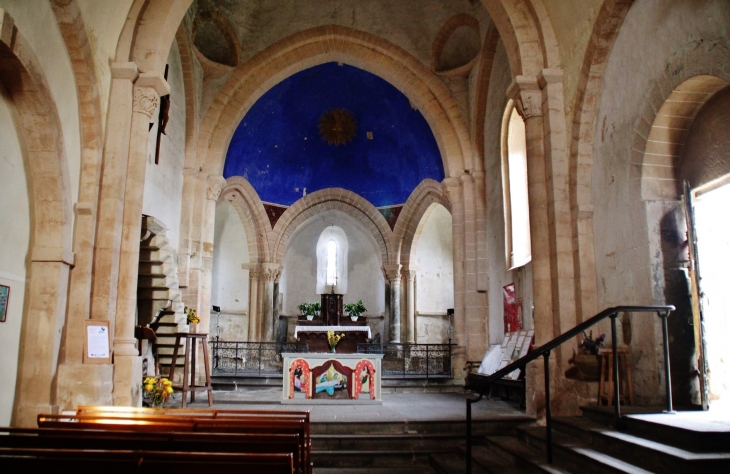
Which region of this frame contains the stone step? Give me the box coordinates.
[311,418,533,436]
[312,432,468,451]
[622,412,730,454]
[429,451,489,474]
[516,426,652,474]
[311,447,451,468]
[485,435,576,474]
[552,416,730,473]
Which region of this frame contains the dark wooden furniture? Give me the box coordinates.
[295,329,369,353]
[169,332,214,407]
[321,293,343,325]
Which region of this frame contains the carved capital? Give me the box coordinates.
[132,87,159,118]
[402,269,417,281]
[507,76,543,119]
[382,263,402,283]
[249,270,260,280]
[261,263,282,283]
[206,175,227,201]
[441,177,461,204]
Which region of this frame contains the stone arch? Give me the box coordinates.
[431,13,481,75]
[219,176,272,264]
[393,179,449,267]
[116,0,193,75]
[634,46,730,202]
[272,188,393,267]
[472,21,502,169]
[175,21,199,173]
[0,9,74,426]
[569,0,636,318]
[191,9,242,67]
[479,0,561,76]
[195,25,473,179]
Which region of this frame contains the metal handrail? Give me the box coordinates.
[464,305,675,472]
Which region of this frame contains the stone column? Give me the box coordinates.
[403,267,418,343]
[383,264,402,343]
[442,178,464,347]
[244,264,260,341]
[177,168,199,289]
[113,73,169,407]
[198,175,226,336]
[13,256,73,427]
[261,263,281,342]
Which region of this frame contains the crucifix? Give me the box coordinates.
[152,64,170,165]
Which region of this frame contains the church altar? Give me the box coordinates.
[281,352,383,404]
[294,325,371,353]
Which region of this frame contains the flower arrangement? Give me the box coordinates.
[579,330,605,355]
[143,376,173,407]
[344,300,366,320]
[327,330,345,352]
[298,302,321,320]
[184,305,199,325]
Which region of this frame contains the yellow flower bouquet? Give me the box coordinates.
[327,330,345,353]
[184,305,200,325]
[143,376,173,407]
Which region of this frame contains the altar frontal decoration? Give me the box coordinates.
[281,352,383,404]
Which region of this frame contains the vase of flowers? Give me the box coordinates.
[185,305,200,332]
[344,300,366,322]
[143,376,173,408]
[327,330,345,353]
[579,330,605,355]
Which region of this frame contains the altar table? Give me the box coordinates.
[281,352,383,404]
[294,325,371,354]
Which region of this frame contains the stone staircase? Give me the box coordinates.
[137,216,186,378]
[430,406,730,473]
[311,417,532,473]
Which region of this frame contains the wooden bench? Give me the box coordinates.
[0,446,294,473]
[36,409,311,474]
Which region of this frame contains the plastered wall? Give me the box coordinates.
[592,0,730,404]
[211,200,250,341]
[142,40,186,249]
[0,87,28,426]
[279,210,385,318]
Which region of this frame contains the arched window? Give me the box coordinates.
[326,239,337,286]
[316,226,348,294]
[501,99,531,269]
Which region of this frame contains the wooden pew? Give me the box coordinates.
[0,446,294,473]
[36,411,311,474]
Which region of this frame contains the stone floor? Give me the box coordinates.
[166,388,527,423]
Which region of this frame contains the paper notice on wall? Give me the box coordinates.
[87,325,110,358]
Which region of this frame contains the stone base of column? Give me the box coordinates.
[451,345,467,383]
[113,355,143,406]
[13,403,58,428]
[56,363,113,412]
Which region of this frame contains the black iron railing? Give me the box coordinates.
[358,343,454,378]
[209,341,308,376]
[464,305,675,473]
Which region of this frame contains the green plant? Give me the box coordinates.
[298,302,320,317]
[344,300,367,318]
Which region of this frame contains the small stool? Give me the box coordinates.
[597,348,634,406]
[169,332,214,408]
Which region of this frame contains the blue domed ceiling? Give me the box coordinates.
[223,62,444,208]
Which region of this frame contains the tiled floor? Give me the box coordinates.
[168,388,528,423]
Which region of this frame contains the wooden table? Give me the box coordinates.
[169,332,214,407]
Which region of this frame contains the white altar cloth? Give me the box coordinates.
[293,325,371,339]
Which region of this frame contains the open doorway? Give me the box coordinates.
[693,182,730,405]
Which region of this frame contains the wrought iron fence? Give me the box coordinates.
[358,343,454,378]
[209,341,308,376]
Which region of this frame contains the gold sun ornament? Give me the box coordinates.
[318,108,357,146]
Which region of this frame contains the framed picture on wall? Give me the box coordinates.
[0,285,9,323]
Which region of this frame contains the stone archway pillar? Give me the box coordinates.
[244,264,260,340]
[198,176,226,336]
[508,69,576,418]
[403,267,418,344]
[442,178,464,347]
[261,263,281,341]
[113,73,169,407]
[383,264,403,343]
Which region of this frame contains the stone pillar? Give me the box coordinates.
[198,175,226,336]
[13,256,73,427]
[245,264,260,341]
[261,263,281,341]
[473,170,488,293]
[113,73,169,407]
[177,168,199,288]
[383,264,402,343]
[442,178,464,347]
[403,267,418,343]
